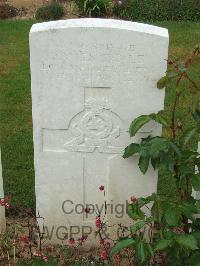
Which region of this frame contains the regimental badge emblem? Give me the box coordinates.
[64,87,123,153]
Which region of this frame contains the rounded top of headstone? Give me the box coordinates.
[30,18,168,38]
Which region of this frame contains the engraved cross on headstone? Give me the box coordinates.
[30,18,168,243]
[42,87,124,221]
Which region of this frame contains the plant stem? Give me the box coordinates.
[28,220,32,258]
[98,228,113,266]
[171,91,180,140]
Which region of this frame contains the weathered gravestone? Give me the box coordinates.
[30,19,169,243]
[0,149,6,233]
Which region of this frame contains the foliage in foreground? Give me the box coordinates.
[110,47,200,265]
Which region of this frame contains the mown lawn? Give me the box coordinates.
[0,20,200,210]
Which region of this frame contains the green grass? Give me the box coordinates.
[154,22,200,196]
[0,20,35,209]
[0,20,200,210]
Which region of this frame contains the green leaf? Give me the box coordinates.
[135,241,146,264]
[192,231,200,247]
[169,141,182,158]
[179,164,193,177]
[123,143,140,158]
[166,247,183,266]
[182,150,198,161]
[148,137,169,157]
[111,238,135,255]
[159,152,175,171]
[164,208,181,226]
[151,199,163,223]
[157,76,168,89]
[175,234,198,250]
[135,241,153,264]
[150,112,169,127]
[195,157,200,172]
[195,95,200,113]
[138,156,150,174]
[137,195,154,208]
[180,127,198,146]
[151,157,160,170]
[130,221,145,233]
[127,204,145,220]
[192,110,200,124]
[155,115,169,127]
[145,243,154,257]
[192,174,200,191]
[129,115,152,137]
[154,239,172,251]
[196,200,200,213]
[180,203,197,219]
[189,251,200,266]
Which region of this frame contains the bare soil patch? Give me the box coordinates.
[0,1,80,19]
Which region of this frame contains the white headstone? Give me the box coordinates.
[0,149,6,233]
[30,19,169,243]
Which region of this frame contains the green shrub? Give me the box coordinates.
[0,4,18,19]
[35,2,64,21]
[75,0,113,17]
[114,0,200,21]
[111,47,200,266]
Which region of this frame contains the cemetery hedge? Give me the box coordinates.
[35,2,64,21]
[114,0,200,22]
[0,20,200,211]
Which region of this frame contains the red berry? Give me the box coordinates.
[99,185,104,191]
[130,196,137,203]
[34,251,42,257]
[99,239,104,245]
[68,238,75,245]
[95,218,102,228]
[20,235,29,244]
[105,241,111,248]
[43,256,48,262]
[84,207,90,214]
[5,203,10,209]
[5,194,11,202]
[101,250,107,260]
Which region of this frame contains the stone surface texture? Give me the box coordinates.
[30,18,169,243]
